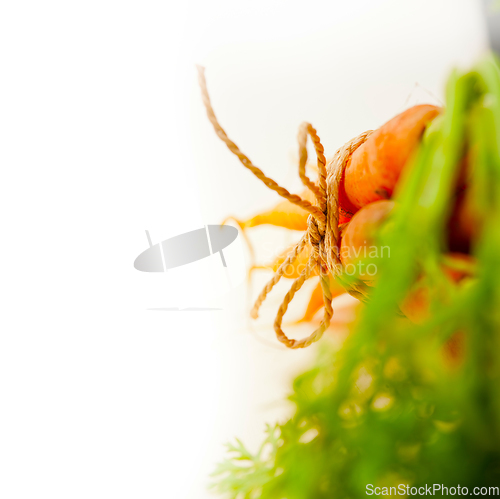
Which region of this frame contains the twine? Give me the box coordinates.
[198,66,372,349]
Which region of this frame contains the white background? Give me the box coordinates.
[0,1,488,498]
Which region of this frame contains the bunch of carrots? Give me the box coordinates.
[210,57,500,497]
[236,103,475,333]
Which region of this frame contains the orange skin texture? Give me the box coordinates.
[342,104,442,211]
[338,179,356,224]
[338,210,353,225]
[339,200,395,281]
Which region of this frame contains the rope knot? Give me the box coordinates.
[307,213,323,249]
[307,213,328,275]
[198,66,373,348]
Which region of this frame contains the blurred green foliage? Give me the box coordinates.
[211,55,500,498]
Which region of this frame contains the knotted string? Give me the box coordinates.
[198,66,372,348]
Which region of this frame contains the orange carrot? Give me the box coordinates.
[297,279,346,323]
[297,281,324,322]
[339,200,395,282]
[342,105,441,212]
[228,188,316,232]
[269,243,316,279]
[238,199,309,231]
[249,243,316,280]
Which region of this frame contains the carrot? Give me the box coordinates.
[339,200,395,282]
[297,281,324,322]
[225,188,316,268]
[237,198,309,231]
[338,204,353,225]
[269,243,316,279]
[297,279,346,323]
[250,243,316,279]
[227,188,316,232]
[341,105,441,212]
